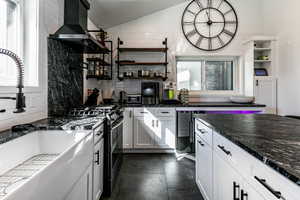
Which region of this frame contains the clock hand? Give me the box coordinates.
[206,10,210,21]
[208,0,211,19]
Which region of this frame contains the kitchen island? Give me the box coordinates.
[194,114,300,200]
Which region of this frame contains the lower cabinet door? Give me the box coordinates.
[123,108,134,149]
[93,139,104,200]
[134,116,156,148]
[196,136,213,200]
[155,117,176,149]
[213,152,243,200]
[65,164,93,200]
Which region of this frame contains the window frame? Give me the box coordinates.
[176,56,243,96]
[0,0,40,93]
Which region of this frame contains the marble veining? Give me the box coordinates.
[48,38,84,116]
[195,114,300,186]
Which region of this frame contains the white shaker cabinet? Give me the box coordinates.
[195,135,213,200]
[133,115,156,148]
[65,164,93,200]
[195,120,268,200]
[123,108,134,149]
[132,108,176,150]
[155,117,176,149]
[213,151,243,200]
[93,138,104,200]
[254,77,277,114]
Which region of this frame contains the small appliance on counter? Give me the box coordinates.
[161,82,182,105]
[162,82,176,101]
[127,94,142,104]
[141,82,160,105]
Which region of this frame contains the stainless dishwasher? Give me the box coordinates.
[176,111,205,153]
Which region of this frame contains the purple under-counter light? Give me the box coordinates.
[205,110,262,114]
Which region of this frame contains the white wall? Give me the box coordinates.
[262,0,300,116]
[89,0,264,100]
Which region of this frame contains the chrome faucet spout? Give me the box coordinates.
[0,48,26,113]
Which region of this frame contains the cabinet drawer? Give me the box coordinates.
[195,119,213,146]
[134,108,156,117]
[250,158,300,200]
[214,132,254,177]
[155,108,175,117]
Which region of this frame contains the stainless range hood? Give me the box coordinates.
[50,0,109,54]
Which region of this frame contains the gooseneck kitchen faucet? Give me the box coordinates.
[0,48,26,113]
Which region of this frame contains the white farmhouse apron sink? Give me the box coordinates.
[0,130,93,200]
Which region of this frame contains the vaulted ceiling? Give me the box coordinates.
[89,0,186,29]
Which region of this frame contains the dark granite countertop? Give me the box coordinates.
[123,102,266,108]
[194,114,300,186]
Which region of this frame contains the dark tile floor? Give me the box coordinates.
[103,154,204,200]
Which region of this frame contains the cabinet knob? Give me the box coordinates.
[96,131,103,136]
[197,140,205,146]
[94,150,100,165]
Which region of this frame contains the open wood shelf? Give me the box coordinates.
[118,76,167,81]
[85,40,113,80]
[117,61,168,66]
[254,60,272,63]
[86,75,112,80]
[254,48,272,51]
[118,48,168,52]
[117,38,169,81]
[86,58,110,66]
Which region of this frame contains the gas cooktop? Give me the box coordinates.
[61,105,122,130]
[61,116,105,130]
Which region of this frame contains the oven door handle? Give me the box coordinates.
[112,120,124,130]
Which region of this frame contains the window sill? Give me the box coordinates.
[186,90,242,97]
[0,86,42,94]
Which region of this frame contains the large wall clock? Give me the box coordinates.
[181,0,238,51]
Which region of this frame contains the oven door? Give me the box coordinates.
[111,118,123,172]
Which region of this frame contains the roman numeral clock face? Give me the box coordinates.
[182,0,238,51]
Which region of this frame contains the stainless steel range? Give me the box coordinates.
[57,105,124,197]
[100,106,124,197]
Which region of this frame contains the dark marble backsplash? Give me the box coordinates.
[48,38,83,116]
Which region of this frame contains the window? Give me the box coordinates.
[0,0,20,86]
[0,0,39,87]
[177,57,239,93]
